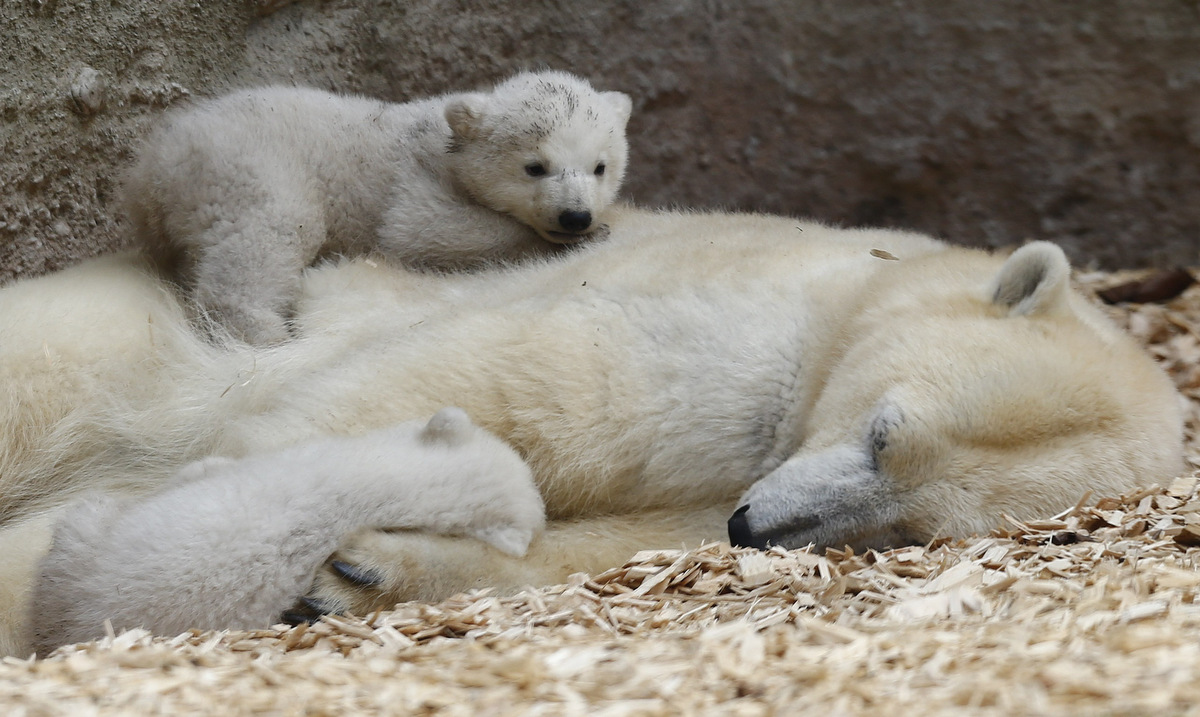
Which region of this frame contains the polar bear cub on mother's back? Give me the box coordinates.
[124,70,632,344]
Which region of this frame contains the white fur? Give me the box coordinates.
[29,408,542,653]
[124,70,632,344]
[0,208,1183,655]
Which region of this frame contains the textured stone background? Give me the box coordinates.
[2,0,1198,281]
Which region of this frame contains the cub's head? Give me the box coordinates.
[444,70,632,244]
[730,242,1185,552]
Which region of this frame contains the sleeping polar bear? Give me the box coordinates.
[0,207,1182,655]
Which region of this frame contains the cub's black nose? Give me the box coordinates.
[558,210,592,233]
[728,504,764,549]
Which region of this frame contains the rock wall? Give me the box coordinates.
[2,0,1198,280]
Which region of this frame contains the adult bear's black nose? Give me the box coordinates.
[728,504,768,549]
[558,210,592,233]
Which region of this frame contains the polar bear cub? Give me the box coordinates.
[123,70,633,344]
[29,408,544,653]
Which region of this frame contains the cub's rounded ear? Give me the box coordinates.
[419,406,475,447]
[445,94,489,141]
[603,91,633,126]
[988,241,1072,317]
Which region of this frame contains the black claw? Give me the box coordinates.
[280,610,318,626]
[331,559,385,588]
[279,595,340,625]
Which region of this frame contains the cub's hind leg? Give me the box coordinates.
[186,194,325,345]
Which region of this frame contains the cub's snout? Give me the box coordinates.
[558,210,593,234]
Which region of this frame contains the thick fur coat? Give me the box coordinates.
[124,71,632,343]
[30,408,541,651]
[0,208,1182,656]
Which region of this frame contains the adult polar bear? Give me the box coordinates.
[0,207,1183,655]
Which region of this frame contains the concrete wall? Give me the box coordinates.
[2,0,1198,281]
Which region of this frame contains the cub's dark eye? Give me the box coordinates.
[525,163,547,177]
[594,163,606,176]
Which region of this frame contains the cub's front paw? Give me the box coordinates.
[279,408,547,625]
[281,528,527,623]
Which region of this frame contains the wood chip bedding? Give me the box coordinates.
[6,267,1200,716]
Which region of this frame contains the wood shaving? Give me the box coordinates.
[7,268,1200,716]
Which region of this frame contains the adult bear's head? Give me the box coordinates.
[730,242,1185,551]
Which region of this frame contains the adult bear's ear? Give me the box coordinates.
[444,94,489,142]
[988,241,1072,317]
[603,91,633,126]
